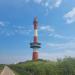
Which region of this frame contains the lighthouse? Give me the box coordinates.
[30,17,41,61]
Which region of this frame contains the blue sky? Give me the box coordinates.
[0,0,75,64]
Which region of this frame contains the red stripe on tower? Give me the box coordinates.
[33,17,38,29]
[34,36,38,43]
[34,24,37,29]
[33,52,38,60]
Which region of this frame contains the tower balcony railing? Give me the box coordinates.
[30,42,41,48]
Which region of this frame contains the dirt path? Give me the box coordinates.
[0,66,15,75]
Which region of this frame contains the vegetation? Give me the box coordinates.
[0,64,5,73]
[0,64,4,69]
[9,57,75,75]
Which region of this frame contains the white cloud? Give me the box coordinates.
[46,39,75,50]
[0,0,62,11]
[49,0,62,9]
[0,21,5,27]
[44,2,49,7]
[14,25,32,35]
[49,33,65,38]
[39,25,55,32]
[0,21,9,35]
[5,31,15,36]
[54,0,62,8]
[29,0,62,15]
[0,0,26,8]
[54,34,64,38]
[0,55,31,64]
[25,0,30,3]
[26,0,62,9]
[49,32,75,40]
[39,25,74,40]
[0,24,32,37]
[40,39,75,60]
[64,8,75,24]
[38,0,62,9]
[39,50,75,60]
[33,0,42,4]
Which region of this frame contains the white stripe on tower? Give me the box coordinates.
[34,30,38,37]
[33,48,38,52]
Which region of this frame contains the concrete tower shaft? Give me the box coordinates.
[30,17,41,61]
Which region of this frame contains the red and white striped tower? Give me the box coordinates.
[30,17,41,61]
